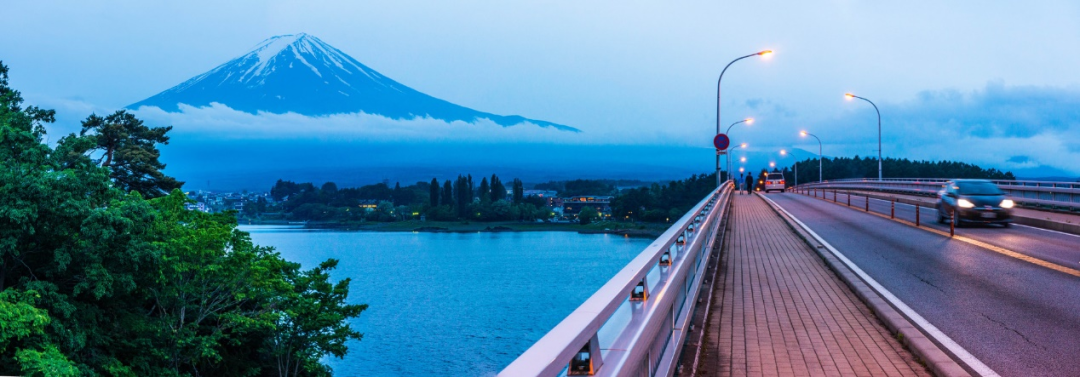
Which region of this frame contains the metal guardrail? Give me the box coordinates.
[499,182,734,377]
[793,178,1080,211]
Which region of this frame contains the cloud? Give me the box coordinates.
[129,102,698,146]
[799,82,1080,177]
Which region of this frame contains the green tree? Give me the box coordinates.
[478,177,490,204]
[0,62,365,376]
[77,110,183,198]
[441,180,453,212]
[579,206,599,225]
[490,175,507,201]
[429,178,440,207]
[512,179,524,204]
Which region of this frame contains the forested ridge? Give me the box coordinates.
[1,62,363,376]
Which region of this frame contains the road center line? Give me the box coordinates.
[816,194,1080,276]
[858,195,1080,239]
[760,194,1000,377]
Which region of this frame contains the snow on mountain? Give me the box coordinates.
[129,33,577,132]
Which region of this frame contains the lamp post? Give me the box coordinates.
[715,49,773,187]
[724,118,753,178]
[845,93,882,181]
[800,131,822,182]
[780,149,797,187]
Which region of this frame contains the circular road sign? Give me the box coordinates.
[713,133,730,150]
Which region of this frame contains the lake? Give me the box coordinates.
[239,226,652,376]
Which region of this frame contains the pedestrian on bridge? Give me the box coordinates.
[738,173,746,194]
[745,174,755,194]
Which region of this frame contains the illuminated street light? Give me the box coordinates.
[740,157,746,162]
[800,131,823,183]
[715,50,774,187]
[779,149,797,186]
[845,92,883,181]
[724,117,754,178]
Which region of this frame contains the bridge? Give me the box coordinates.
[500,178,1080,377]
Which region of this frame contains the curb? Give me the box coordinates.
[756,193,973,377]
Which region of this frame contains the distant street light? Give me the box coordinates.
[780,149,797,187]
[740,157,747,163]
[800,131,823,182]
[845,93,883,181]
[724,118,753,179]
[715,50,773,187]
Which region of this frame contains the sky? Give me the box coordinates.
[3,0,1080,185]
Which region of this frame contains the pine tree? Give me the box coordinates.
[491,174,507,201]
[77,110,182,198]
[429,178,440,207]
[442,180,453,210]
[512,179,524,204]
[478,177,490,203]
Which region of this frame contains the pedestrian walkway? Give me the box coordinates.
[699,194,930,377]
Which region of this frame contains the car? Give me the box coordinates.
[764,173,786,193]
[936,179,1014,227]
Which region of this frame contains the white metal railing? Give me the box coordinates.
[499,181,734,377]
[793,178,1080,210]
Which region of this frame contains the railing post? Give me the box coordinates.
[847,192,851,207]
[890,200,895,219]
[915,204,920,226]
[865,195,869,212]
[950,210,955,237]
[568,334,604,375]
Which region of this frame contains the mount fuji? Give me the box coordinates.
[129,33,577,132]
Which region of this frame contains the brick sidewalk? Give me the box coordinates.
[699,194,930,377]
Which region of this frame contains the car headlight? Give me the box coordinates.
[1000,199,1015,209]
[957,199,975,208]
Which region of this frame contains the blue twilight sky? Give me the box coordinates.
[3,0,1080,179]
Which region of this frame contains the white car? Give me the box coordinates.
[764,173,786,193]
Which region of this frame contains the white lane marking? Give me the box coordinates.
[1014,224,1080,239]
[855,196,1080,239]
[763,194,1000,377]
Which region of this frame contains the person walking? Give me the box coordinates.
[745,174,755,194]
[738,173,746,194]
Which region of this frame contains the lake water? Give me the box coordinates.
[239,226,652,377]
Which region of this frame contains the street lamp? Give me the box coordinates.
[800,131,823,182]
[724,118,753,178]
[780,149,797,187]
[715,49,773,187]
[845,93,883,181]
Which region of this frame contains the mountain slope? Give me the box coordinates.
[129,33,577,131]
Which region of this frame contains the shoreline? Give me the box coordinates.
[240,219,668,238]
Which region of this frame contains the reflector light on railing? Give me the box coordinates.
[659,250,672,266]
[630,278,648,301]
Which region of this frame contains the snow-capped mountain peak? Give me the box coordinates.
[129,33,576,132]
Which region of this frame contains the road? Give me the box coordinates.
[766,192,1080,377]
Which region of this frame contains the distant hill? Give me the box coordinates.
[129,33,577,132]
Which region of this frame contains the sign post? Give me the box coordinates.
[714,133,730,182]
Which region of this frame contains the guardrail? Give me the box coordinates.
[793,178,1080,211]
[499,182,734,377]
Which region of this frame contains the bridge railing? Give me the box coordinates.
[793,178,1080,211]
[499,181,734,377]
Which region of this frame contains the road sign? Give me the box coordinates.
[713,133,730,150]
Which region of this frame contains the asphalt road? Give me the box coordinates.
[766,192,1080,377]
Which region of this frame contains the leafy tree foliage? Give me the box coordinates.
[611,173,716,222]
[76,110,182,198]
[578,206,599,225]
[267,174,551,223]
[790,155,1015,184]
[0,62,363,376]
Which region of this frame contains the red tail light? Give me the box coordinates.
[780,180,785,185]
